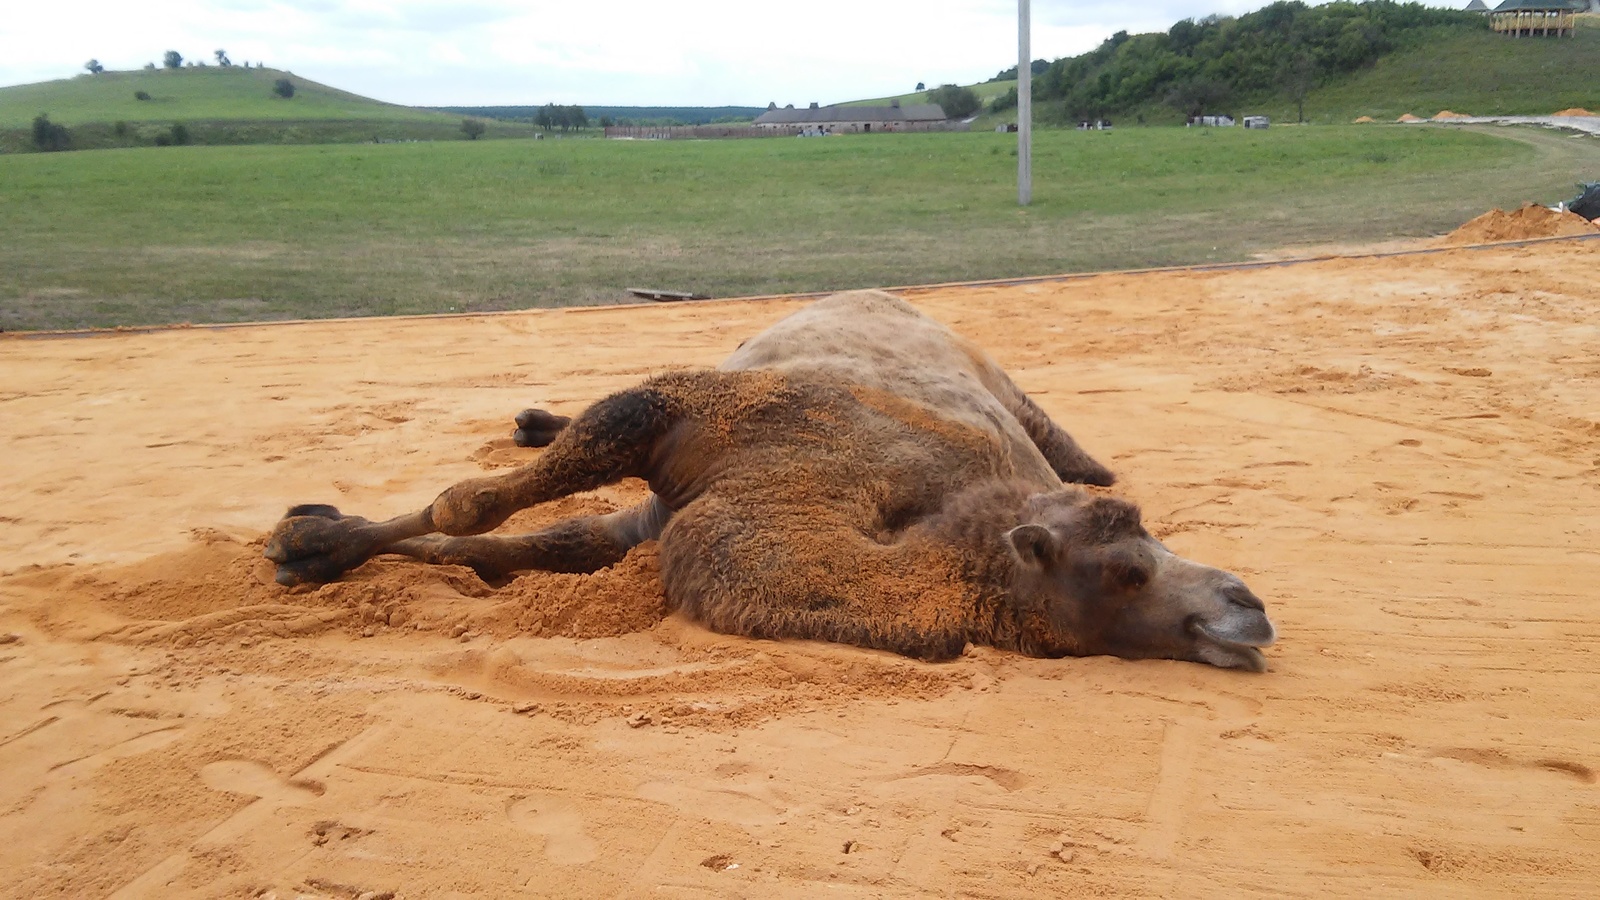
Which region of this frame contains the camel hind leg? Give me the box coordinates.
[974,363,1114,486]
[1008,391,1115,486]
[266,378,692,586]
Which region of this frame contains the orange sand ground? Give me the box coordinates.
[3,239,1599,898]
[1553,108,1596,117]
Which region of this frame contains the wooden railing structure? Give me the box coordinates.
[1490,8,1577,36]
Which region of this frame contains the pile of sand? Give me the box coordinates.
[1553,107,1597,117]
[1444,203,1600,244]
[1352,116,1375,123]
[1397,113,1424,123]
[1432,110,1471,120]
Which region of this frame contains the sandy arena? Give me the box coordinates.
[2,237,1598,897]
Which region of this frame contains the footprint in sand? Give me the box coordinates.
[636,780,785,827]
[199,759,325,805]
[507,794,598,864]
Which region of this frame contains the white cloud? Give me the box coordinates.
[1,1,1457,106]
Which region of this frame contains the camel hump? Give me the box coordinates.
[719,289,1060,486]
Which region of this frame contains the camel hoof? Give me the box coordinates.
[512,408,570,448]
[285,503,344,520]
[263,509,374,585]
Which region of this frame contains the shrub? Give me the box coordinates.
[461,118,485,140]
[169,123,190,145]
[31,113,71,151]
[163,50,183,69]
[925,84,981,119]
[134,90,151,101]
[113,120,129,136]
[272,78,295,99]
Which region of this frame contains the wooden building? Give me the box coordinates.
[752,101,952,134]
[1488,0,1586,36]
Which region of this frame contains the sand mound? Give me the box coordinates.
[1432,110,1471,120]
[1445,203,1600,244]
[1553,107,1596,117]
[1353,116,1375,123]
[1397,113,1424,122]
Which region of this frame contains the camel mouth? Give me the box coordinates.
[1191,619,1275,673]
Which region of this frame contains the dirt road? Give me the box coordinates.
[2,237,1598,897]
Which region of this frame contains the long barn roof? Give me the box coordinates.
[1491,0,1585,11]
[754,104,948,125]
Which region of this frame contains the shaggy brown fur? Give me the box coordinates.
[265,291,1275,670]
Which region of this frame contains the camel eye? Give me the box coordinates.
[1105,557,1149,591]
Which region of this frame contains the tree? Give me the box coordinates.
[1282,49,1315,124]
[31,114,71,151]
[534,106,552,131]
[273,78,295,99]
[168,122,190,145]
[1165,78,1232,119]
[163,50,183,69]
[85,59,104,75]
[461,118,485,140]
[215,49,231,67]
[599,115,615,128]
[925,84,980,119]
[916,82,926,91]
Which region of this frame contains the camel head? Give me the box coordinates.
[1005,491,1276,672]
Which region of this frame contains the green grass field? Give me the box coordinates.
[3,124,1594,331]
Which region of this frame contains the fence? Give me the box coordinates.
[603,122,968,140]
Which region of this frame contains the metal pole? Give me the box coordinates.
[1018,0,1032,206]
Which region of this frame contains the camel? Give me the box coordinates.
[266,291,1275,670]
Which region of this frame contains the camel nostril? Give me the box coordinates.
[1223,583,1265,612]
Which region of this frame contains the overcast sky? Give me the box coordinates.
[2,1,1453,107]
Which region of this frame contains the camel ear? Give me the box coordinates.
[1007,524,1057,569]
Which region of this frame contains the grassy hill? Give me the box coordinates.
[841,80,1016,110]
[959,3,1596,127]
[1291,17,1600,122]
[0,66,453,128]
[0,66,543,152]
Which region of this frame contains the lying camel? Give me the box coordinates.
[266,291,1275,670]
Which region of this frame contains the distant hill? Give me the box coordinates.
[1285,17,1600,122]
[440,105,766,126]
[835,3,1595,130]
[0,66,456,129]
[0,66,550,151]
[976,1,1597,124]
[839,81,1017,110]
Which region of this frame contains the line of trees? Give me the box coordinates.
[534,104,588,132]
[991,1,1486,122]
